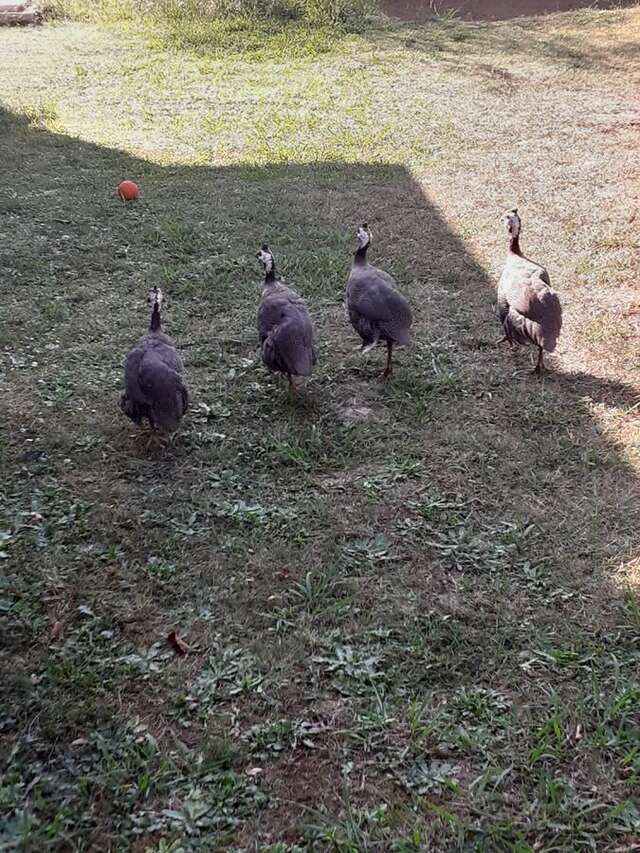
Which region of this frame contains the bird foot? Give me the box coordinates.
[136,429,169,452]
[379,368,392,381]
[495,335,513,348]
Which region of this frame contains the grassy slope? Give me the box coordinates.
[1,7,640,851]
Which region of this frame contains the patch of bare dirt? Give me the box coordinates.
[383,0,637,22]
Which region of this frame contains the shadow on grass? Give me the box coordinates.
[2,97,639,661]
[1,103,640,847]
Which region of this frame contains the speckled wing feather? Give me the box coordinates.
[498,257,561,352]
[347,265,412,346]
[121,333,188,431]
[258,283,316,377]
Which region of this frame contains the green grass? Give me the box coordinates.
[1,4,640,850]
[43,0,378,59]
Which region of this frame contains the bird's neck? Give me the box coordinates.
[264,268,276,285]
[150,303,162,332]
[509,235,522,256]
[353,244,369,266]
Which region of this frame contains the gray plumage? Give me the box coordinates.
[120,287,189,434]
[346,223,412,377]
[497,209,562,373]
[256,245,316,384]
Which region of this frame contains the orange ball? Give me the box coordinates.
[117,180,139,202]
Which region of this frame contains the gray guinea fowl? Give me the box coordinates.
[346,223,412,378]
[119,286,189,438]
[497,209,562,374]
[256,245,316,390]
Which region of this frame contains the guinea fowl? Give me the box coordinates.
[120,287,189,441]
[256,245,316,390]
[346,223,412,378]
[497,209,562,374]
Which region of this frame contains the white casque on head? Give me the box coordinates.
[356,224,370,249]
[148,286,163,307]
[257,246,274,273]
[503,209,521,238]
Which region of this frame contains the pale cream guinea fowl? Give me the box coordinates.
[497,209,562,374]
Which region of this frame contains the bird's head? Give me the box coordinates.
[256,244,274,275]
[356,223,371,250]
[502,209,521,238]
[147,286,163,309]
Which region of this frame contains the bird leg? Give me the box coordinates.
[287,374,298,397]
[134,419,169,452]
[144,430,169,452]
[532,346,545,375]
[381,341,393,379]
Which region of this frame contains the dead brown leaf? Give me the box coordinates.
[167,630,191,656]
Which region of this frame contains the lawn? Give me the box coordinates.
[1,4,640,850]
